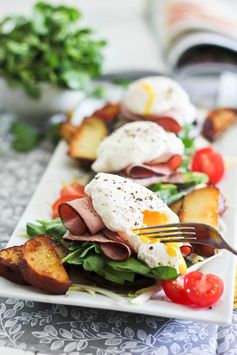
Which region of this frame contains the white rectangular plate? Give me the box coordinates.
[1,93,237,325]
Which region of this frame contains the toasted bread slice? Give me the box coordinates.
[179,186,220,257]
[170,198,183,215]
[68,116,108,163]
[20,235,71,294]
[0,246,28,285]
[202,108,237,141]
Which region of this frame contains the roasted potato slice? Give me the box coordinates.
[20,235,71,294]
[179,186,220,257]
[68,116,108,164]
[59,121,77,143]
[179,185,220,227]
[169,198,183,215]
[0,246,28,285]
[202,108,237,141]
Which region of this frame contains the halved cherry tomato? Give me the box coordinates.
[162,276,192,305]
[162,271,224,307]
[191,147,225,184]
[52,195,80,219]
[184,271,224,307]
[60,182,85,198]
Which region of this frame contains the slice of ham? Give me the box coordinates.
[120,104,181,133]
[124,155,182,179]
[129,173,184,187]
[63,231,132,261]
[58,197,105,235]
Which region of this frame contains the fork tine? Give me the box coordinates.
[136,229,197,236]
[160,237,197,243]
[133,223,195,231]
[145,234,197,240]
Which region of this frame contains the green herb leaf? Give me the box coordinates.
[10,121,41,152]
[0,2,106,98]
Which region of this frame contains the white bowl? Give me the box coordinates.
[0,78,85,125]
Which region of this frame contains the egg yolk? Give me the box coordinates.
[139,210,187,275]
[141,82,155,115]
[140,210,169,243]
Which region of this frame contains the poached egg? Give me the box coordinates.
[122,76,196,126]
[92,121,184,173]
[85,173,187,274]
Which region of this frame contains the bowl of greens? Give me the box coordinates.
[0,2,106,121]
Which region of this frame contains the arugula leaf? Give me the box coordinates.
[10,121,41,152]
[0,2,106,98]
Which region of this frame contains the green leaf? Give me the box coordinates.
[83,255,105,272]
[179,171,208,188]
[90,86,108,99]
[61,70,90,90]
[107,257,151,276]
[10,121,41,152]
[26,218,66,241]
[26,222,45,237]
[150,266,179,280]
[0,1,106,98]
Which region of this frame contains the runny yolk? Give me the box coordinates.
[165,242,187,275]
[140,210,169,243]
[143,210,169,226]
[141,82,155,115]
[138,210,187,274]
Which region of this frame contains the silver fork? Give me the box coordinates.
[133,223,237,255]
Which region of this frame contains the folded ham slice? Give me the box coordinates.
[63,231,132,261]
[129,173,184,187]
[59,198,132,261]
[120,104,181,133]
[58,197,105,235]
[124,155,182,179]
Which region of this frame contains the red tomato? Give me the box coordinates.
[191,147,225,184]
[184,271,224,307]
[60,182,85,198]
[162,276,192,305]
[52,195,80,219]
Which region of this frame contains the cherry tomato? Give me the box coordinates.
[191,147,225,184]
[52,195,80,219]
[162,276,192,305]
[60,182,85,198]
[180,245,192,257]
[184,271,224,307]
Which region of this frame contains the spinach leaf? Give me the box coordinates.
[107,258,151,276]
[26,218,66,241]
[150,266,179,280]
[83,255,105,272]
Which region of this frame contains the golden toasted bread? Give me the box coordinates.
[19,235,71,294]
[68,116,108,163]
[179,186,220,257]
[0,246,28,285]
[202,108,237,141]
